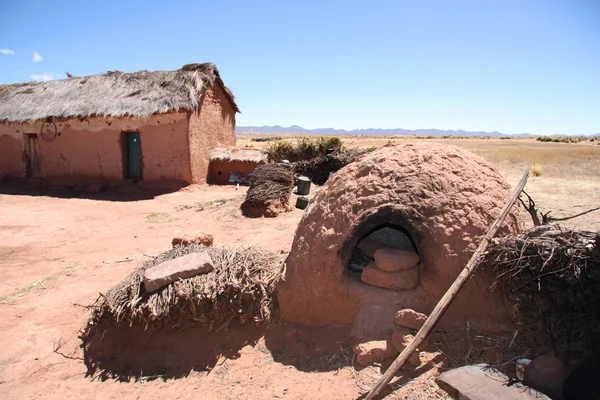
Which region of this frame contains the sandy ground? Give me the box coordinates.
[0,140,598,399]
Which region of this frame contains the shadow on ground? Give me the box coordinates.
[0,178,187,202]
[81,321,355,381]
[82,324,264,381]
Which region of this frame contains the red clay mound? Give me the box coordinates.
[278,142,525,336]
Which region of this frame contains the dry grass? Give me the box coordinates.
[238,135,600,178]
[0,264,79,304]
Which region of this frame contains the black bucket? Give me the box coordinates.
[296,196,309,210]
[297,176,311,195]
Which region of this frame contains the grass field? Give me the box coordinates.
[237,134,600,178]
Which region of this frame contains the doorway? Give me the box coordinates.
[24,134,42,178]
[124,132,143,179]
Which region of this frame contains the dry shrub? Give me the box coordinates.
[266,136,343,162]
[293,147,372,185]
[82,244,284,338]
[479,225,600,367]
[532,163,543,177]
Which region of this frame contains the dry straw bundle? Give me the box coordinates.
[480,225,600,365]
[241,163,294,217]
[83,244,284,338]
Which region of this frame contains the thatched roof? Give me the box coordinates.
[210,147,267,163]
[0,63,239,123]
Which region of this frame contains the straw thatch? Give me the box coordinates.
[480,225,600,366]
[0,63,239,122]
[241,163,294,217]
[210,147,268,163]
[82,244,284,337]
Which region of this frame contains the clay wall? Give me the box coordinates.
[0,113,192,182]
[188,83,236,183]
[207,160,263,184]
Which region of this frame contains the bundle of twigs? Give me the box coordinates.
[293,148,371,185]
[480,225,600,365]
[241,163,293,216]
[82,244,284,339]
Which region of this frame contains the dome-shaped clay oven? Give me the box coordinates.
[278,143,524,335]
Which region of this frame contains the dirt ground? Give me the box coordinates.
[0,139,598,399]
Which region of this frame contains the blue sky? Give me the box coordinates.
[1,0,599,135]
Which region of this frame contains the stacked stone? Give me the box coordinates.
[353,308,431,367]
[360,248,420,290]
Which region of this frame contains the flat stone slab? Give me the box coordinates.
[374,248,420,272]
[144,251,215,293]
[361,262,419,291]
[437,364,551,400]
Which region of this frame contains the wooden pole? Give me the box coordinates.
[365,167,532,400]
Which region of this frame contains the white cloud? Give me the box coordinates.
[32,51,42,62]
[0,49,15,55]
[30,73,56,82]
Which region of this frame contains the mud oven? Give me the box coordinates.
[278,143,524,338]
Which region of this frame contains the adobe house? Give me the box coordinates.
[0,63,239,185]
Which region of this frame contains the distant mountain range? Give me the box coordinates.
[237,125,599,137]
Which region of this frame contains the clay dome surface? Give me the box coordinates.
[278,142,524,335]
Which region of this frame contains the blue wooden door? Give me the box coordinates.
[126,132,143,179]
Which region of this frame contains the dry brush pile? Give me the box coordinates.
[480,225,600,366]
[82,244,285,340]
[292,147,372,185]
[241,163,294,217]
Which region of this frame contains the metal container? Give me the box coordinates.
[296,196,309,210]
[297,176,311,195]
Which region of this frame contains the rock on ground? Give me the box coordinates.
[394,309,428,330]
[374,248,420,272]
[437,364,551,400]
[172,233,214,248]
[390,328,428,366]
[144,251,215,292]
[361,262,419,291]
[353,340,398,366]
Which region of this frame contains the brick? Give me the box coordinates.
[144,251,214,292]
[172,233,214,248]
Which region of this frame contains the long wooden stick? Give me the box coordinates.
[365,167,531,400]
